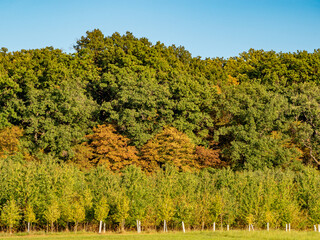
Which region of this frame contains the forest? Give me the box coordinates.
[1,29,320,232]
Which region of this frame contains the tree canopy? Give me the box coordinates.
[1,29,320,171]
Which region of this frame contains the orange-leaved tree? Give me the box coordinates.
[195,143,224,168]
[86,124,138,171]
[140,127,197,172]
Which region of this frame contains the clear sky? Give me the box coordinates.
[1,0,319,58]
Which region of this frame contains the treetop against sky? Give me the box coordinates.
[1,0,319,58]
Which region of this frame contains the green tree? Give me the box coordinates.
[287,83,320,168]
[120,165,150,228]
[1,48,98,159]
[25,204,36,232]
[71,201,86,232]
[43,200,60,232]
[94,196,109,233]
[215,83,300,170]
[1,199,21,234]
[113,194,130,232]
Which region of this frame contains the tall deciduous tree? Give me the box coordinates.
[287,83,320,167]
[215,83,300,170]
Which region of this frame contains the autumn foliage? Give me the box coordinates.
[70,143,94,170]
[86,124,138,170]
[0,126,23,158]
[140,127,198,172]
[195,144,223,168]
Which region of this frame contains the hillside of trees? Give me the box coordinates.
[1,29,320,232]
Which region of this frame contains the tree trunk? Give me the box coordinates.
[27,222,30,233]
[51,221,54,232]
[75,221,78,232]
[99,220,102,233]
[137,220,139,233]
[120,219,125,232]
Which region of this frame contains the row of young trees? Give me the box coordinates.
[1,30,320,170]
[1,156,320,233]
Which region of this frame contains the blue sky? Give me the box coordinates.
[1,0,319,58]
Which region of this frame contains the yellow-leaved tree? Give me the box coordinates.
[140,127,197,172]
[0,126,23,158]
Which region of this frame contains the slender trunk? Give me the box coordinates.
[120,219,125,232]
[27,222,30,233]
[137,220,139,233]
[103,222,106,233]
[75,221,78,232]
[9,225,12,234]
[51,221,54,232]
[202,221,205,231]
[99,220,102,233]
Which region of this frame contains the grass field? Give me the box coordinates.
[0,230,319,240]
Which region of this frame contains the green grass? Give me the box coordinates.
[0,230,319,240]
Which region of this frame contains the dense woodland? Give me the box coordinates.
[1,29,320,232]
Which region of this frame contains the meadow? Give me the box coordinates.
[0,231,319,240]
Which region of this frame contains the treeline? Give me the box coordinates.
[1,157,320,233]
[1,29,320,233]
[1,29,320,170]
